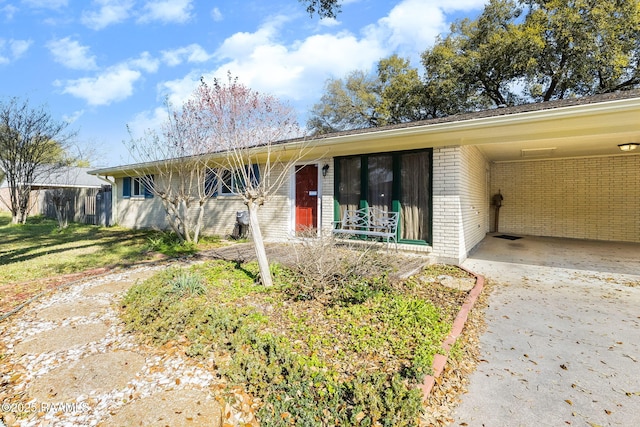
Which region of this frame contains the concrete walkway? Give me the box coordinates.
[453,235,640,427]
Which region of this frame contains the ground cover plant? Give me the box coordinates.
[0,212,220,316]
[121,247,473,426]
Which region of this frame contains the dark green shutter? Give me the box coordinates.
[123,177,131,198]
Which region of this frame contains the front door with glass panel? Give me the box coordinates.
[295,164,318,234]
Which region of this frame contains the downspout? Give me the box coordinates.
[95,174,116,226]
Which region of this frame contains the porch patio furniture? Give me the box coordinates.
[332,207,399,250]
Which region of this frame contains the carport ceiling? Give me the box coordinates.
[465,98,640,162]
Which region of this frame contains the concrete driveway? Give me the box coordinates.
[452,235,640,427]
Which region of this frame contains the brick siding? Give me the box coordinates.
[490,155,640,242]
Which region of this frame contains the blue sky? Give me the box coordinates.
[0,0,488,167]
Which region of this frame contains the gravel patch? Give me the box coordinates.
[0,262,255,427]
[82,280,136,296]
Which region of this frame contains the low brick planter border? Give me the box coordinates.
[420,268,486,399]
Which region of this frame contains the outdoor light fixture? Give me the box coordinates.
[618,142,639,152]
[322,164,329,177]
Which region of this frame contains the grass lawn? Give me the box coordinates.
[0,212,220,316]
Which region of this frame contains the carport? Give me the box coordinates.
[471,91,640,244]
[454,235,640,426]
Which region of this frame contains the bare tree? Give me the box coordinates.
[128,75,303,285]
[126,100,217,244]
[0,97,74,224]
[185,75,304,286]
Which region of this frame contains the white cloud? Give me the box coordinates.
[63,109,85,124]
[161,44,213,67]
[1,4,18,20]
[56,53,158,105]
[211,16,384,101]
[46,37,98,70]
[377,0,447,48]
[81,0,134,30]
[138,0,193,24]
[0,38,32,65]
[21,0,67,9]
[364,0,489,65]
[127,71,201,137]
[9,39,32,58]
[207,0,489,101]
[440,0,489,13]
[318,17,340,27]
[128,51,160,73]
[133,0,490,132]
[158,72,200,107]
[210,7,222,22]
[56,65,141,106]
[127,107,167,139]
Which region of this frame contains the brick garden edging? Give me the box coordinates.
[420,268,485,399]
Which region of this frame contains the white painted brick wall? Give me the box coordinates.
[432,147,462,263]
[432,146,490,263]
[114,160,346,243]
[459,145,490,253]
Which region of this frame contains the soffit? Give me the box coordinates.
[300,97,640,162]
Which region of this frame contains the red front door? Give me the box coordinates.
[295,164,318,233]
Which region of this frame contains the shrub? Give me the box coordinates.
[145,231,220,256]
[283,233,393,303]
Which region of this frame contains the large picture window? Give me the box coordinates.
[334,149,432,244]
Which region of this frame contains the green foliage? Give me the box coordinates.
[121,258,463,425]
[121,261,263,342]
[329,293,448,380]
[307,54,428,134]
[170,271,206,296]
[299,0,341,18]
[145,231,197,256]
[422,0,640,107]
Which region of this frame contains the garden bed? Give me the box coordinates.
[121,245,478,426]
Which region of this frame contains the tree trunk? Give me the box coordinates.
[55,205,68,228]
[193,201,205,244]
[247,200,272,286]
